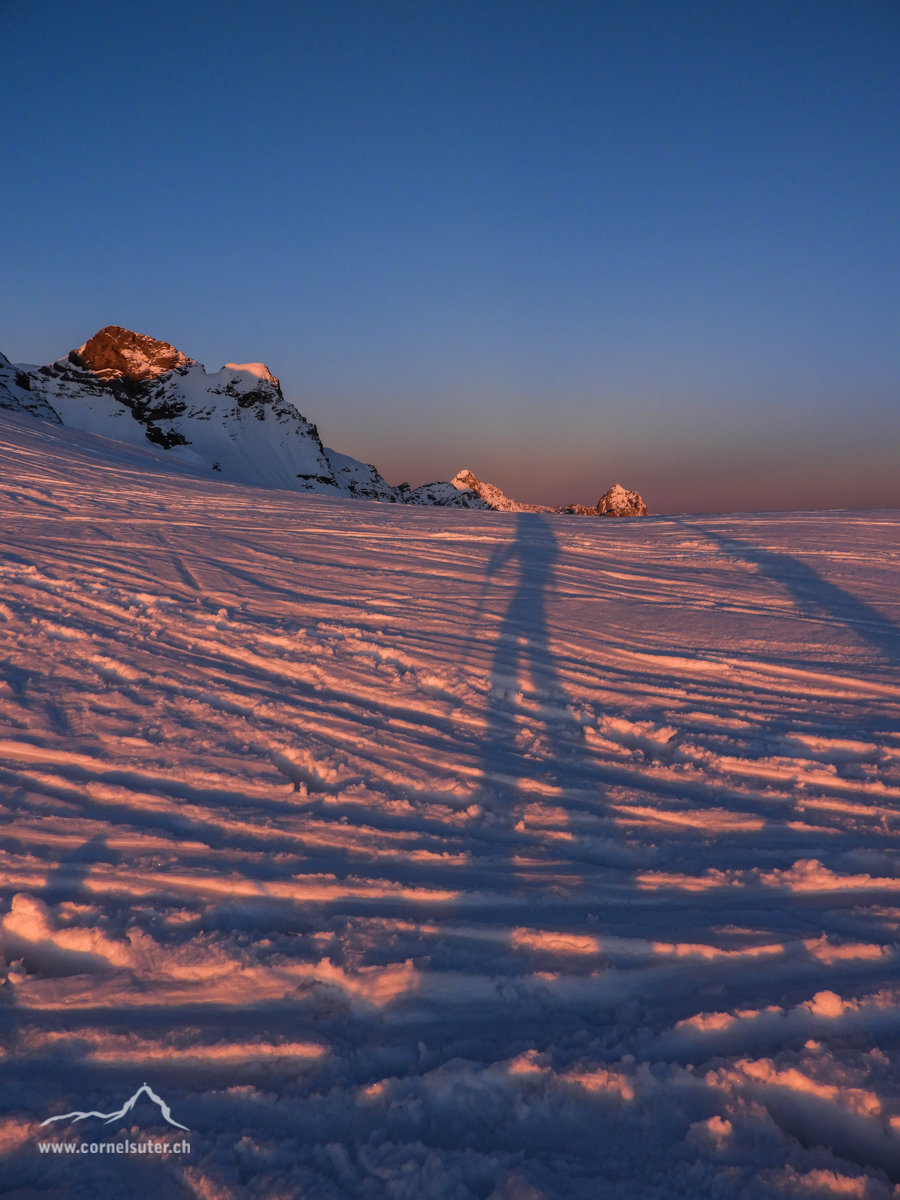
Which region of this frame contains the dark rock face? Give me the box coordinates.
[30,348,194,449]
[559,484,648,516]
[70,326,194,382]
[114,380,191,449]
[0,352,62,423]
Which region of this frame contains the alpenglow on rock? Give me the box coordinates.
[597,483,648,516]
[73,325,195,381]
[561,484,648,516]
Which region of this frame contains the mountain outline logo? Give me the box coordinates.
[40,1083,189,1131]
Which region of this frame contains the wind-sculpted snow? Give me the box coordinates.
[1,411,900,1197]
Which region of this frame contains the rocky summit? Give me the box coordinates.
[597,483,648,515]
[561,483,648,516]
[71,325,196,381]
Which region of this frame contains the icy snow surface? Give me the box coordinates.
[2,411,900,1198]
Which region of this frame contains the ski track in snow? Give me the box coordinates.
[2,413,900,1197]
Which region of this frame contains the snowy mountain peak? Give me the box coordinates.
[71,325,196,382]
[3,326,337,485]
[450,469,547,513]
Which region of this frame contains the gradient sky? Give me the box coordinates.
[2,1,898,513]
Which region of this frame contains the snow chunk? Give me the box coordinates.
[223,362,276,383]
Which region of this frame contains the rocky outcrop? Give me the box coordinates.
[70,325,195,382]
[597,484,647,515]
[450,470,517,511]
[560,484,648,516]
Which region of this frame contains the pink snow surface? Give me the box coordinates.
[2,410,900,1197]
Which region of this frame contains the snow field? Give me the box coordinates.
[1,412,900,1196]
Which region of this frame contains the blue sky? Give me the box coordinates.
[2,1,898,512]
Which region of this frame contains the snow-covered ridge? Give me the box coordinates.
[0,325,647,513]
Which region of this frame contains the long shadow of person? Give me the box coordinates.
[477,513,576,812]
[698,526,900,669]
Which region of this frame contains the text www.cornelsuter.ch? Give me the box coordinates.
[38,1138,191,1155]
